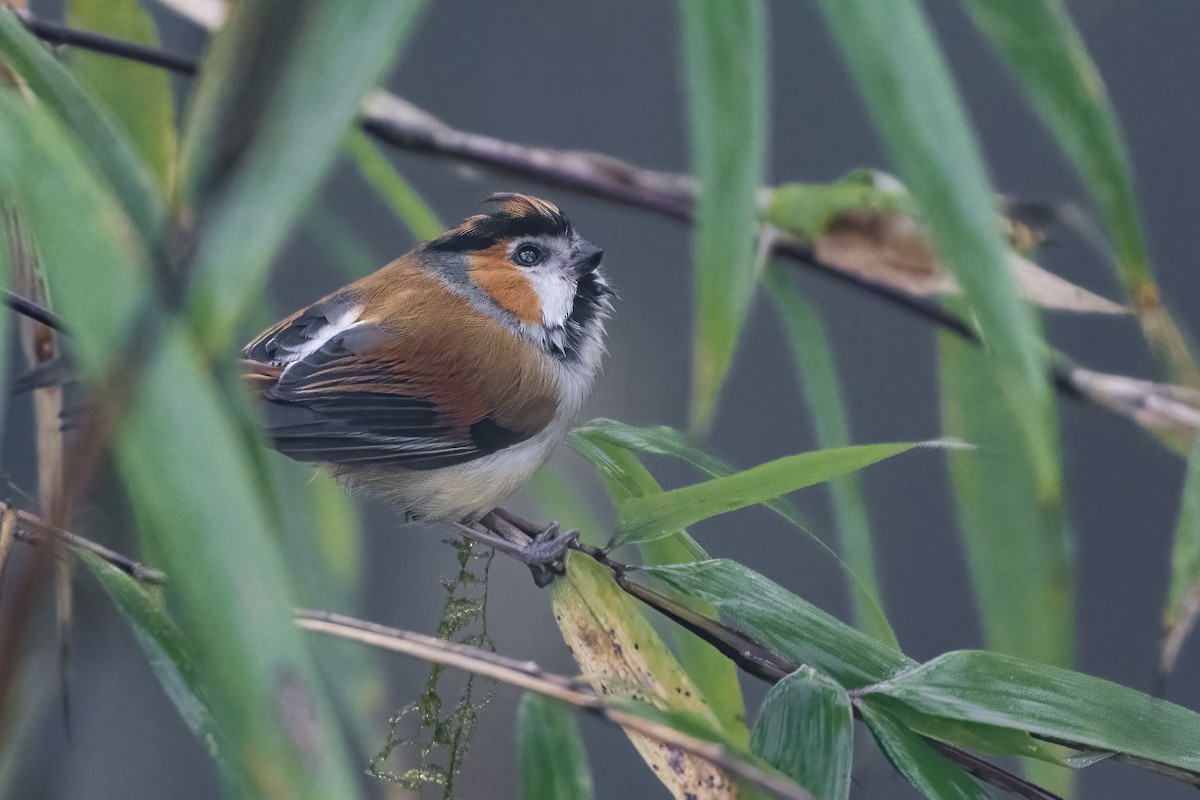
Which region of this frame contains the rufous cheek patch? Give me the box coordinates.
[469,253,542,325]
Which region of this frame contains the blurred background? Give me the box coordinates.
[6,1,1200,798]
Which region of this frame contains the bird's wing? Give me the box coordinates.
[242,273,559,471]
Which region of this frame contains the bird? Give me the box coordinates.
[241,194,611,584]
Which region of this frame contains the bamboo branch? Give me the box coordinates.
[295,608,814,800]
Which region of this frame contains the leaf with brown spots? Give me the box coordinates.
[553,553,737,800]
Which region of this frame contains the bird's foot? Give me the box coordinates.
[464,511,580,587]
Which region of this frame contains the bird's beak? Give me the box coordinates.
[572,240,604,277]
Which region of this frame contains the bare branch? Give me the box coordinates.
[296,608,814,800]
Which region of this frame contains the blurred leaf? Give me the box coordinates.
[766,177,1124,314]
[940,330,1070,668]
[0,93,146,382]
[306,203,381,282]
[615,441,941,547]
[813,0,1058,497]
[518,693,595,800]
[0,8,163,245]
[858,699,989,800]
[79,553,225,771]
[751,667,853,800]
[552,552,736,798]
[963,0,1199,385]
[115,329,361,799]
[1162,436,1200,676]
[642,559,913,688]
[565,433,747,745]
[181,0,427,347]
[68,0,177,190]
[764,267,894,647]
[343,127,442,242]
[679,0,768,432]
[869,650,1200,777]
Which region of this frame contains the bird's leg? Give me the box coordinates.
[467,510,580,588]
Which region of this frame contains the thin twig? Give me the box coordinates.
[296,608,814,800]
[16,11,197,74]
[5,503,166,584]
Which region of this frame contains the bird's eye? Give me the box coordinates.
[514,244,542,267]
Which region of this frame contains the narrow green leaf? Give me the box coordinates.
[518,693,595,800]
[765,172,915,242]
[79,553,224,769]
[565,433,748,746]
[0,94,147,382]
[679,0,768,432]
[940,330,1070,669]
[764,266,893,647]
[858,698,990,800]
[963,0,1198,384]
[182,0,427,348]
[616,441,932,547]
[642,559,913,688]
[116,329,361,799]
[1163,436,1200,675]
[68,0,177,190]
[751,667,853,800]
[813,0,1057,495]
[870,650,1200,775]
[0,8,163,245]
[343,127,442,242]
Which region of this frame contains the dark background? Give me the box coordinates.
[7,1,1200,798]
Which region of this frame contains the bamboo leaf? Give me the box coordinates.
[552,552,736,798]
[940,331,1070,668]
[751,667,853,800]
[518,693,595,800]
[181,0,427,347]
[0,8,163,244]
[963,0,1198,384]
[1162,436,1200,676]
[79,553,225,770]
[564,433,748,746]
[679,0,768,432]
[858,699,990,800]
[764,266,894,647]
[68,0,177,190]
[813,0,1058,499]
[343,127,442,242]
[615,441,942,547]
[869,650,1200,777]
[642,559,914,689]
[115,329,362,799]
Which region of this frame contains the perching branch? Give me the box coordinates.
[296,608,815,800]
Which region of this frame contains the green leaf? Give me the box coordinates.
[0,8,163,245]
[858,698,990,800]
[343,127,442,242]
[679,0,768,432]
[642,559,913,688]
[0,94,147,382]
[181,0,427,348]
[78,552,225,771]
[765,172,914,241]
[1163,435,1200,676]
[518,693,595,800]
[615,441,935,547]
[751,667,853,800]
[565,433,748,746]
[869,650,1200,776]
[962,0,1198,384]
[68,0,177,190]
[115,329,361,799]
[813,0,1057,496]
[940,330,1070,668]
[764,266,894,648]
